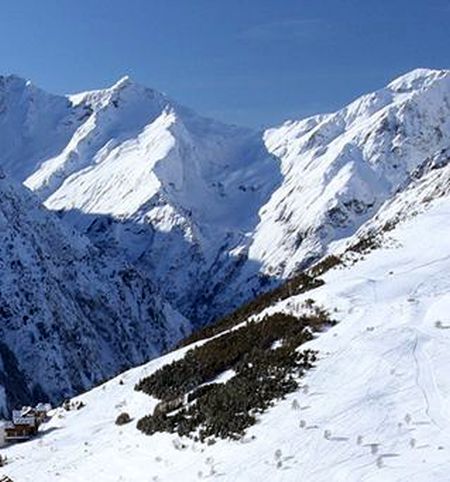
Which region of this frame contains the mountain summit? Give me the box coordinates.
[1,68,450,326]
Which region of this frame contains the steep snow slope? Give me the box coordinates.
[0,75,88,181]
[0,169,189,414]
[1,69,450,324]
[3,164,450,481]
[255,68,450,274]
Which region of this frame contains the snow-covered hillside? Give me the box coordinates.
[3,159,450,481]
[0,169,189,414]
[3,69,449,323]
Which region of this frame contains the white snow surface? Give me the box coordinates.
[4,173,450,481]
[3,68,450,322]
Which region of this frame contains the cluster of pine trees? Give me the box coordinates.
[136,307,333,441]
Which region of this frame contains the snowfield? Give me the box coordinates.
[3,188,450,481]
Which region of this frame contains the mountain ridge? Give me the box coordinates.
[1,68,450,325]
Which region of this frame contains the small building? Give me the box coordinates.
[4,419,37,442]
[35,403,52,424]
[0,403,52,445]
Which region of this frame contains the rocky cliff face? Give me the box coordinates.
[0,169,189,413]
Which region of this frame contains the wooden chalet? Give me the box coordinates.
[3,419,37,441]
[0,403,51,446]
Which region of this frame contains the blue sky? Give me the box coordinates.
[1,0,449,127]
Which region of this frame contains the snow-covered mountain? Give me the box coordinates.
[1,66,450,479]
[3,153,450,481]
[0,74,280,323]
[0,169,189,414]
[256,68,450,269]
[1,69,450,324]
[0,67,449,410]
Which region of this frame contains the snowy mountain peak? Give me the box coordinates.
[69,75,169,113]
[107,75,163,100]
[387,67,450,93]
[0,73,28,89]
[0,74,61,103]
[2,67,450,326]
[112,74,133,89]
[107,75,157,96]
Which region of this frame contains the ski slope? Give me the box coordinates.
[3,188,450,481]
